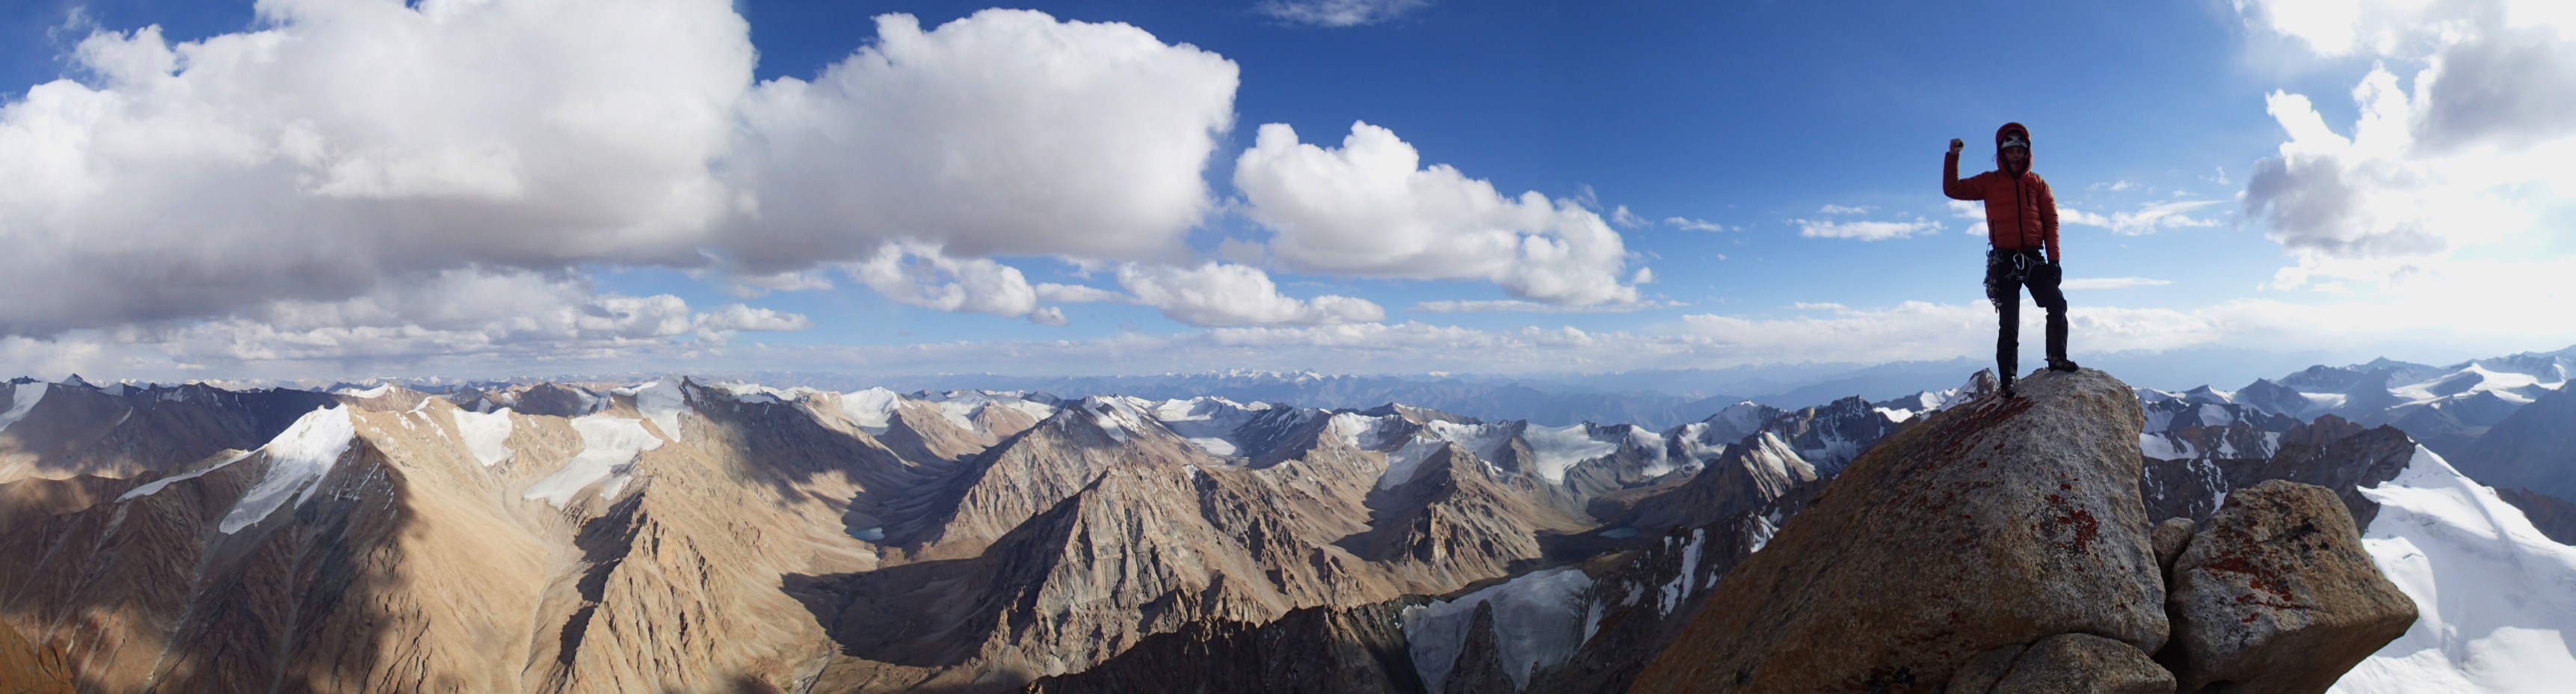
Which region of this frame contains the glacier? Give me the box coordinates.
[1403,566,1596,693]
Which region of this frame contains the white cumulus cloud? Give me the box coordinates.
[0,0,754,334]
[848,242,1053,324]
[1233,121,1643,306]
[1118,262,1385,327]
[0,4,1245,341]
[722,10,1239,272]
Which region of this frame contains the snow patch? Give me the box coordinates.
[1674,423,1731,462]
[922,390,1061,433]
[1076,396,1156,443]
[116,449,257,501]
[1521,424,1618,484]
[1658,528,1708,617]
[452,408,514,467]
[2329,446,2576,693]
[1378,437,1447,490]
[613,380,689,442]
[1328,412,1405,450]
[711,381,789,404]
[336,384,394,398]
[1421,420,1516,464]
[523,416,665,508]
[0,381,49,434]
[218,406,357,534]
[1748,515,1778,554]
[1150,397,1269,457]
[1623,426,1677,477]
[2139,433,2197,461]
[837,387,904,435]
[1403,567,1596,693]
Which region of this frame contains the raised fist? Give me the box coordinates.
[1949,138,1965,153]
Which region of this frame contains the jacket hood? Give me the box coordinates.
[1995,122,2032,174]
[1994,123,2030,148]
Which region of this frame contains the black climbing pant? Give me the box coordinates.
[1986,248,2067,381]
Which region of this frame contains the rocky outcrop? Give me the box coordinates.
[1629,369,2167,693]
[2151,517,2193,578]
[1947,633,2173,694]
[2160,480,2416,693]
[0,620,73,694]
[1438,604,1517,694]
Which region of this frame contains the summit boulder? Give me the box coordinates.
[1629,369,2166,693]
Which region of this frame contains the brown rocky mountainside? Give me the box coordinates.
[0,378,1759,693]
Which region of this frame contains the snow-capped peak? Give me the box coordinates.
[218,405,358,534]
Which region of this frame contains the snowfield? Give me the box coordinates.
[523,415,665,508]
[2332,447,2576,694]
[451,408,515,467]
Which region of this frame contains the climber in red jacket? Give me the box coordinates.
[1946,123,2077,399]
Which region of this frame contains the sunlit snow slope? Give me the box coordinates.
[2332,447,2576,694]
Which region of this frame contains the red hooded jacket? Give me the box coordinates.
[1944,123,2059,263]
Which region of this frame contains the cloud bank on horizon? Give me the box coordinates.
[0,0,2572,381]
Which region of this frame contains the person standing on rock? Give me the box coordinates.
[1945,122,2076,399]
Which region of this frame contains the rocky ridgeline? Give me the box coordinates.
[1630,369,2417,694]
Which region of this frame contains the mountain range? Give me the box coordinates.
[0,345,2570,692]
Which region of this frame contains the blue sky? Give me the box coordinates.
[0,0,2571,384]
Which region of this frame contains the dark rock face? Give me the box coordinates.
[2495,487,2576,546]
[1760,395,1907,475]
[2161,480,2417,694]
[1950,633,2174,694]
[2138,415,2414,529]
[1438,603,1517,694]
[1523,514,1774,693]
[1020,601,1424,694]
[1628,369,2166,694]
[1609,432,1819,533]
[2456,383,2576,503]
